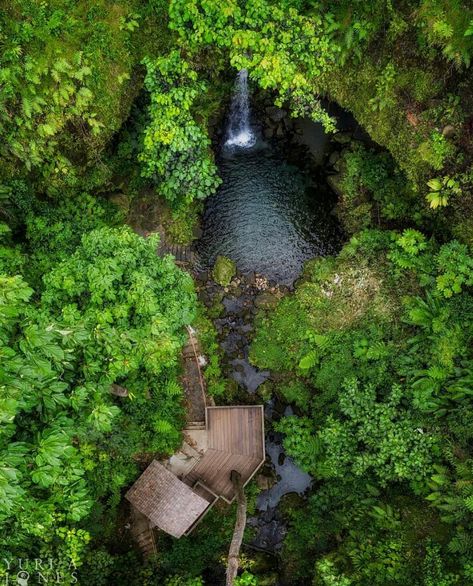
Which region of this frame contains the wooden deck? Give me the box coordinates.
[207,406,264,458]
[183,406,265,503]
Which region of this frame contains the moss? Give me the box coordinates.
[313,41,468,203]
[164,202,202,245]
[207,299,224,319]
[452,215,473,246]
[336,201,373,235]
[417,132,455,171]
[257,380,274,402]
[212,255,236,286]
[192,303,226,397]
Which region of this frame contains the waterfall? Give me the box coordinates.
[225,69,256,149]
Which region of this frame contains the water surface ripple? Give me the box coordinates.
[197,143,341,285]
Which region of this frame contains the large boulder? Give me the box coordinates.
[212,255,236,286]
[265,105,287,122]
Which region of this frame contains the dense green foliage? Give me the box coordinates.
[0,223,196,581]
[251,228,473,583]
[0,0,170,196]
[169,0,339,130]
[140,51,221,207]
[2,0,473,584]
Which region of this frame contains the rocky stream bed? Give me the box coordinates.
[195,264,313,552]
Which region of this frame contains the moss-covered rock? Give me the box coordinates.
[254,291,280,310]
[212,255,236,286]
[257,380,274,402]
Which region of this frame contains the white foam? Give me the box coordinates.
[225,69,256,149]
[225,129,256,148]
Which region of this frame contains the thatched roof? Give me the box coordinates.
[125,460,210,538]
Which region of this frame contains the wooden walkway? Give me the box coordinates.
[181,326,207,427]
[128,319,265,543]
[130,326,207,555]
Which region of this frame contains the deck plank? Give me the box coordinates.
[207,406,263,458]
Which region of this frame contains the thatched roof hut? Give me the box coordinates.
[126,460,210,538]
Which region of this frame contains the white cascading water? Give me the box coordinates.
[225,69,256,148]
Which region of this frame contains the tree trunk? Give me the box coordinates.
[226,470,247,586]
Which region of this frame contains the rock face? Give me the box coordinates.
[332,131,352,144]
[327,174,344,199]
[256,473,276,491]
[212,255,237,286]
[328,151,341,167]
[265,106,287,123]
[110,384,129,397]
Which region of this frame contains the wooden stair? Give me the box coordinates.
[186,420,206,430]
[130,506,157,560]
[158,241,196,267]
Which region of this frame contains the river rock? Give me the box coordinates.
[278,493,307,518]
[242,309,253,321]
[230,277,241,289]
[212,255,236,286]
[195,270,208,283]
[246,271,257,286]
[328,151,341,167]
[333,158,343,172]
[283,116,294,131]
[207,300,224,319]
[254,291,279,310]
[256,473,276,491]
[327,173,344,198]
[442,124,456,138]
[332,131,352,144]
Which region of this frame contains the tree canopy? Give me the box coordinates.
[2,0,473,584]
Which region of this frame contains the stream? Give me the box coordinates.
[196,71,343,553]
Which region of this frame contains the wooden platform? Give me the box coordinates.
[126,461,210,539]
[207,406,264,459]
[183,406,265,503]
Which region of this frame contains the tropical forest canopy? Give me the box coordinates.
[1,0,473,584]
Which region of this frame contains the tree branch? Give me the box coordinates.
[226,470,247,586]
